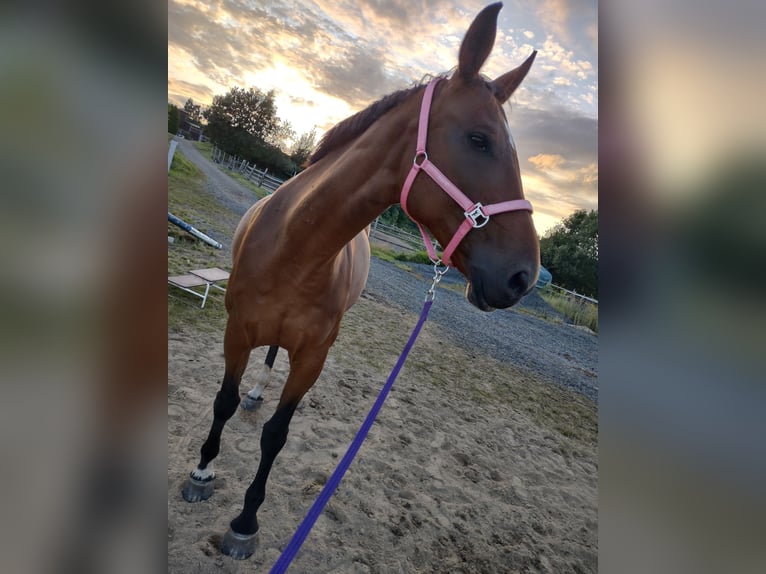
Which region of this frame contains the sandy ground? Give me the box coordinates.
[169,296,597,574]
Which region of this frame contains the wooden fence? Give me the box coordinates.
[369,219,436,254]
[547,283,598,305]
[212,147,287,194]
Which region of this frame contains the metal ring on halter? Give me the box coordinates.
[425,260,449,301]
[413,151,428,167]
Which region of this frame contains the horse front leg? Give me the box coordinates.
[221,346,329,559]
[182,323,251,502]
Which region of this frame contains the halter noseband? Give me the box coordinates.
[400,78,533,267]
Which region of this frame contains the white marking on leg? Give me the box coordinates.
[191,464,214,481]
[246,363,272,400]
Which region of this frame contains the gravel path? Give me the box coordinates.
[177,141,598,402]
[364,260,598,401]
[178,140,255,218]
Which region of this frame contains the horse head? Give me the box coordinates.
[402,3,540,311]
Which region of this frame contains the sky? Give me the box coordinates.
[168,0,598,235]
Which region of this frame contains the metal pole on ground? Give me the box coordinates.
[167,213,223,249]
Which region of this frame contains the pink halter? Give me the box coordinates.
[400,78,533,267]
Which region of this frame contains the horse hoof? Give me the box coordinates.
[240,395,263,411]
[181,476,215,502]
[221,528,258,560]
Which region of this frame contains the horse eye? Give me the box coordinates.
[469,133,489,152]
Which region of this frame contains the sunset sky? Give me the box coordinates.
[168,0,598,235]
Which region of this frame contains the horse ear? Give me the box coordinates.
[457,3,503,81]
[491,50,537,103]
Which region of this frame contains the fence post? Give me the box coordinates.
[167,139,179,173]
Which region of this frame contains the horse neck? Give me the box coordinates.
[289,98,420,260]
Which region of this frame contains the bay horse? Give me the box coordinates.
[182,2,540,560]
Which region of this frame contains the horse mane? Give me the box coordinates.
[308,74,447,165]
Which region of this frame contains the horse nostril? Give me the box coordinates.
[509,270,529,295]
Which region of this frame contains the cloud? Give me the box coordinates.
[289,96,316,107]
[169,0,423,111]
[536,0,573,43]
[314,48,392,107]
[167,79,214,107]
[529,154,567,170]
[508,106,598,223]
[514,107,597,161]
[541,36,594,80]
[526,153,597,193]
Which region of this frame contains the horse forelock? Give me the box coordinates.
[308,75,447,166]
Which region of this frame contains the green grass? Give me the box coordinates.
[370,245,432,265]
[229,171,270,199]
[539,287,598,332]
[169,144,203,179]
[168,144,238,331]
[394,249,432,265]
[193,140,214,155]
[168,158,233,243]
[370,245,397,262]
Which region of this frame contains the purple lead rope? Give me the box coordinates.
[268,298,434,573]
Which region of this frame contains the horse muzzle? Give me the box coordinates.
[465,262,538,311]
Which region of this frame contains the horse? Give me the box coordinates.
[182,2,540,560]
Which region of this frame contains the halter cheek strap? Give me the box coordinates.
[400,78,533,267]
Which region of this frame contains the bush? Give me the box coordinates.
[168,103,180,134]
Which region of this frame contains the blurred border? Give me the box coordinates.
[0,2,167,573]
[600,0,766,572]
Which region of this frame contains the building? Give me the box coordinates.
[177,109,203,141]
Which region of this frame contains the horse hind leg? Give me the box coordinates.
[240,345,279,411]
[221,346,330,559]
[182,326,252,502]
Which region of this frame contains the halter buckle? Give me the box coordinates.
[413,151,428,167]
[465,203,489,228]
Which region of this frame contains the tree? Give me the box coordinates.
[379,205,418,234]
[201,86,303,178]
[203,86,279,147]
[183,98,202,124]
[265,120,296,151]
[168,103,180,134]
[540,209,598,297]
[290,128,317,168]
